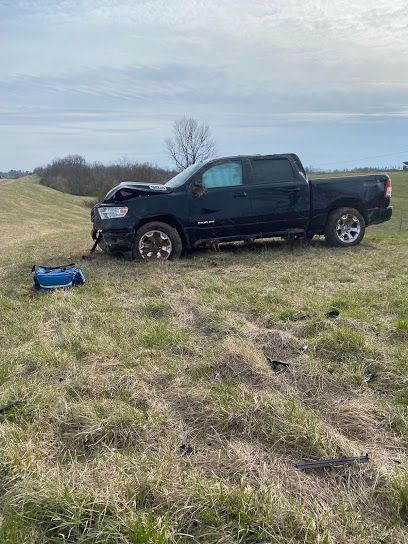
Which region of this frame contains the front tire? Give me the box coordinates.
[324,207,365,247]
[133,221,183,261]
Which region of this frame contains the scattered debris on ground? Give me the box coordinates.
[291,314,310,321]
[0,400,22,414]
[364,373,375,383]
[179,444,194,456]
[266,356,290,373]
[325,308,340,318]
[295,453,369,470]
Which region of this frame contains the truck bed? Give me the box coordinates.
[309,173,391,233]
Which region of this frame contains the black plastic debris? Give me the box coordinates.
[364,373,375,383]
[325,309,340,318]
[82,232,102,260]
[266,356,290,374]
[291,314,310,322]
[295,453,369,470]
[0,401,22,414]
[180,444,194,456]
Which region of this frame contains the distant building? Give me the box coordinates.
[403,162,408,170]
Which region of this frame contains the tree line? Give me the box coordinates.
[0,169,32,179]
[35,117,215,199]
[35,156,177,200]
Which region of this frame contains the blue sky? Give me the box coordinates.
[1,0,408,171]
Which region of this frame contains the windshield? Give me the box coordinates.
[165,162,203,188]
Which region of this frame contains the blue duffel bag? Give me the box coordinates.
[32,263,85,291]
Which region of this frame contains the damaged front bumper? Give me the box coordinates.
[92,227,134,254]
[92,204,136,254]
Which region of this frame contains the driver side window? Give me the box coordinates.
[202,161,243,189]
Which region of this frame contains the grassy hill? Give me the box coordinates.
[0,175,407,543]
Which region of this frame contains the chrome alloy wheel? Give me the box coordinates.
[335,214,361,243]
[138,230,173,260]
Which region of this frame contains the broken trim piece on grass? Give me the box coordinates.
[266,356,290,373]
[0,401,22,414]
[295,453,369,470]
[291,314,311,322]
[325,309,340,318]
[82,231,102,260]
[179,444,194,456]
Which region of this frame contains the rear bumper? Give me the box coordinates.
[367,206,392,225]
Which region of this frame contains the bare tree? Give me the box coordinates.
[165,117,216,170]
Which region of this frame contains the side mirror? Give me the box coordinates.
[191,178,207,196]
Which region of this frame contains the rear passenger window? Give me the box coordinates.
[202,161,242,188]
[251,159,294,184]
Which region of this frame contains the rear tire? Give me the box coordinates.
[133,221,183,261]
[324,207,365,247]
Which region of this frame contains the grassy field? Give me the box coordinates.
[0,173,407,543]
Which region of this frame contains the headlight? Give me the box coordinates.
[98,207,128,220]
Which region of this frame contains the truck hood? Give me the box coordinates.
[104,181,173,201]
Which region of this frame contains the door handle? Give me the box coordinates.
[233,192,247,198]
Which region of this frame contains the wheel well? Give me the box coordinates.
[135,215,189,248]
[327,200,368,225]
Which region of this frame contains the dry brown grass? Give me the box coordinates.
[0,176,407,542]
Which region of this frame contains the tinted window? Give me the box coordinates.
[251,159,294,184]
[202,161,242,188]
[165,162,203,188]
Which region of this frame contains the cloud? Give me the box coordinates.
[0,0,407,169]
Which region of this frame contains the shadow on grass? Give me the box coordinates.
[68,235,380,268]
[187,237,327,259]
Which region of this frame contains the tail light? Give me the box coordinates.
[385,178,392,199]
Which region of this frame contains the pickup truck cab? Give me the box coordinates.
[91,153,392,260]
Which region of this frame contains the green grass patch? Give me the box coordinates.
[316,326,366,361]
[386,470,408,523]
[0,176,407,543]
[396,319,408,331]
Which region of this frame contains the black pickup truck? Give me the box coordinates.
[91,154,392,260]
